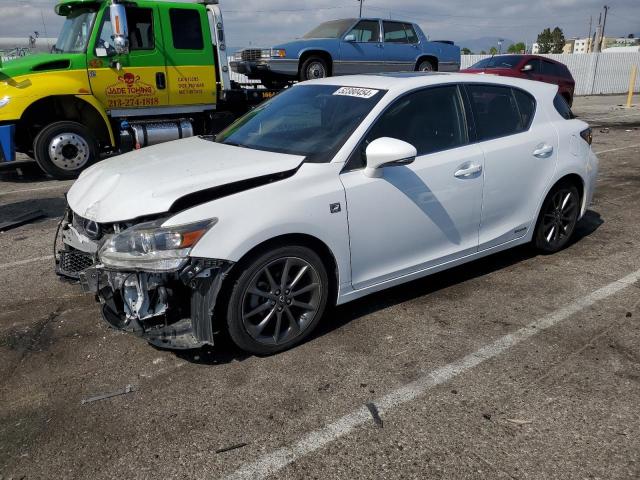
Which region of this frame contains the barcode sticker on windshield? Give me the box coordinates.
[333,87,379,98]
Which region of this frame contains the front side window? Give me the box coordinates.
[348,20,380,42]
[467,84,535,140]
[348,85,467,170]
[170,9,204,50]
[54,8,97,53]
[524,58,541,74]
[541,60,558,76]
[216,85,386,161]
[471,55,523,69]
[383,21,408,43]
[97,7,154,52]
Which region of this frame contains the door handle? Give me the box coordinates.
[454,163,482,178]
[155,72,166,90]
[533,143,553,158]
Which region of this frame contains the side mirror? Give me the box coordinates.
[109,3,129,55]
[344,34,356,42]
[364,137,417,178]
[521,64,533,72]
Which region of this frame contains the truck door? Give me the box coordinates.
[88,5,169,112]
[159,5,216,107]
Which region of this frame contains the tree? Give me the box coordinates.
[489,46,498,55]
[537,27,565,54]
[507,42,526,53]
[461,47,472,55]
[551,27,565,53]
[480,50,487,55]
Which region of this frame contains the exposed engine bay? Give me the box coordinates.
[55,208,233,349]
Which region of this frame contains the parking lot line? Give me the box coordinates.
[0,255,54,271]
[595,143,640,155]
[224,267,640,480]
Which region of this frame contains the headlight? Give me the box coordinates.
[98,218,217,272]
[0,96,10,109]
[271,49,286,58]
[260,48,271,59]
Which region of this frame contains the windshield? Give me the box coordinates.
[303,19,355,39]
[216,84,386,161]
[54,8,97,53]
[471,55,523,69]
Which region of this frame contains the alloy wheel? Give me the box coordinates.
[306,61,327,79]
[541,188,578,248]
[241,256,323,346]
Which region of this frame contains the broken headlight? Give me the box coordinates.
[98,218,217,272]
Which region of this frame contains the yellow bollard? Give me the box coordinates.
[627,65,638,108]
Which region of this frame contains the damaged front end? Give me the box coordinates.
[55,208,233,349]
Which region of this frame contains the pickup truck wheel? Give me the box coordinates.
[300,56,329,81]
[33,121,98,179]
[226,245,329,355]
[417,59,435,72]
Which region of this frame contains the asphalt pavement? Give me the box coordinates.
[0,94,639,480]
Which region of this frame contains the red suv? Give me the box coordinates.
[462,55,575,106]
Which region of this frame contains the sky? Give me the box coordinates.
[0,0,638,49]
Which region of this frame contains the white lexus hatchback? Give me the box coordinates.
[57,73,598,355]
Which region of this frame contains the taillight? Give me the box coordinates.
[580,127,592,146]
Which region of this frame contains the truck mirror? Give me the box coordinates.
[109,3,129,55]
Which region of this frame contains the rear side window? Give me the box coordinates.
[169,9,204,50]
[541,60,558,76]
[466,84,535,140]
[404,24,418,43]
[553,94,574,119]
[383,21,408,43]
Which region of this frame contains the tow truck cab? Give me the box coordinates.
[0,0,265,179]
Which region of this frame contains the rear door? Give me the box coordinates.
[465,83,558,249]
[160,5,216,107]
[337,20,383,75]
[89,5,169,111]
[381,21,417,71]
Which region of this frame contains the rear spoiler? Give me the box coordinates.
[431,40,455,45]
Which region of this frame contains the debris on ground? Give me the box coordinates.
[365,402,384,428]
[505,418,533,426]
[483,413,492,421]
[216,443,248,454]
[81,384,136,405]
[0,209,46,232]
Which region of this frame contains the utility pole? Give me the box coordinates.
[587,16,592,52]
[593,12,602,53]
[600,5,609,51]
[357,0,364,18]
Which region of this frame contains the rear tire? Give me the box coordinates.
[300,56,329,81]
[33,121,98,179]
[225,245,329,355]
[533,182,580,253]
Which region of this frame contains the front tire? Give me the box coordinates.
[226,246,329,355]
[533,182,580,253]
[300,56,329,82]
[33,121,98,179]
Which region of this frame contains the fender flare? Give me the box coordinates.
[74,95,116,147]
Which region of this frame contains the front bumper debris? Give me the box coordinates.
[79,258,234,350]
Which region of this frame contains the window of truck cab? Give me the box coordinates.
[95,6,155,55]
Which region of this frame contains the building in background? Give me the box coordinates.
[573,37,592,54]
[562,39,575,54]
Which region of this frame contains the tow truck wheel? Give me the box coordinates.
[33,121,98,179]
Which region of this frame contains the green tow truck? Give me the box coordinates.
[0,0,274,178]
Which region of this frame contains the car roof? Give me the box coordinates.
[304,72,558,98]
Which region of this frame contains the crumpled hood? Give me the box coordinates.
[67,137,304,223]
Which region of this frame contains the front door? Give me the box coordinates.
[464,83,559,249]
[381,21,417,71]
[340,85,484,290]
[159,5,217,107]
[336,20,383,75]
[88,5,169,112]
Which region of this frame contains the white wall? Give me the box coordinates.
[461,53,640,96]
